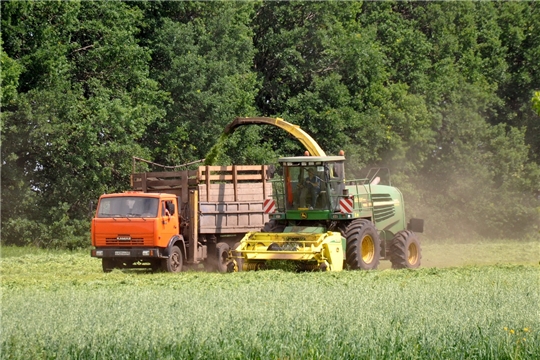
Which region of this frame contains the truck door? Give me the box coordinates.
[159,200,179,245]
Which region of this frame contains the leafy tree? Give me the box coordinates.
[532,91,540,116]
[1,1,165,247]
[134,1,260,165]
[494,1,540,161]
[2,0,538,247]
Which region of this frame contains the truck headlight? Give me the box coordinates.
[142,250,150,256]
[96,250,103,257]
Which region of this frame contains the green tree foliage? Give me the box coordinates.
[134,1,261,165]
[1,0,538,247]
[494,1,540,161]
[533,91,540,116]
[1,1,165,247]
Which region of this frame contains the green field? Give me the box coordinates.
[1,241,539,359]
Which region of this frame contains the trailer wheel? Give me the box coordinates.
[344,219,381,270]
[162,245,183,273]
[216,242,230,273]
[102,258,115,273]
[390,230,422,269]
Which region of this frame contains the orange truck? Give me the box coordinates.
[90,164,272,272]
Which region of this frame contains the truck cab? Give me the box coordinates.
[90,192,184,272]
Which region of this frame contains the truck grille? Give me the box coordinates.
[105,238,145,246]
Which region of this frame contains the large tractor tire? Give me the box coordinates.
[162,245,183,273]
[215,242,231,273]
[344,219,381,270]
[390,230,422,269]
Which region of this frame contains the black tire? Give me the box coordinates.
[162,245,183,273]
[102,258,115,273]
[344,219,381,270]
[262,220,286,233]
[230,241,244,272]
[216,242,230,273]
[390,230,422,269]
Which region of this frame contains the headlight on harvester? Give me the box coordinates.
[142,250,150,256]
[96,250,103,257]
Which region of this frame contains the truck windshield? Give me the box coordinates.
[97,197,159,218]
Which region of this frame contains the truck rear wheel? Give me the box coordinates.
[344,219,381,270]
[162,245,183,273]
[216,242,230,273]
[102,258,115,273]
[390,230,422,269]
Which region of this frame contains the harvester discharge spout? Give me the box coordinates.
[224,117,326,157]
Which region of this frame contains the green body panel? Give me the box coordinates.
[346,183,406,236]
[285,210,332,221]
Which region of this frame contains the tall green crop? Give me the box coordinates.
[2,249,539,359]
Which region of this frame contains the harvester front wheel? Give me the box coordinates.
[162,245,183,273]
[344,219,381,270]
[390,230,422,269]
[216,242,230,273]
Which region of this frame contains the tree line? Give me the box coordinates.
[2,1,539,248]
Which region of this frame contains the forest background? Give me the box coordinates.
[1,0,539,249]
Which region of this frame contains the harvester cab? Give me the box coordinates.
[274,156,346,216]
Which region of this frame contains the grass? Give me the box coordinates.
[1,241,539,359]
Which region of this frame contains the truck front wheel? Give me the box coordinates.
[344,219,381,270]
[162,245,184,273]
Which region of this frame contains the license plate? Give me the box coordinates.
[115,251,130,256]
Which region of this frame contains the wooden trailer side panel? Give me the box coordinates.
[198,183,272,234]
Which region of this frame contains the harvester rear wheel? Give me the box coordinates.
[216,242,230,273]
[390,230,422,269]
[162,245,183,273]
[344,219,381,270]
